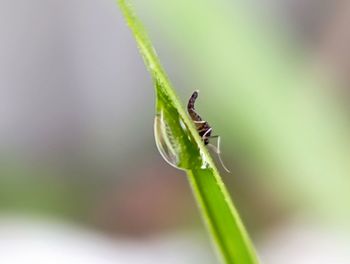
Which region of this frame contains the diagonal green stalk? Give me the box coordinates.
[116,1,259,263]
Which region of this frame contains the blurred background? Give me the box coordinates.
[1,0,350,263]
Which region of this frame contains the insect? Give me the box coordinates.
[187,90,230,173]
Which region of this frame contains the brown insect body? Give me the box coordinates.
[187,91,211,145]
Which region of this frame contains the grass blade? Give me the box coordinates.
[116,1,259,263]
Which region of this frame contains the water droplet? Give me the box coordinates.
[154,111,182,169]
[155,109,198,170]
[154,109,211,171]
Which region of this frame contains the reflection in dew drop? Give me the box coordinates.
[154,111,182,170]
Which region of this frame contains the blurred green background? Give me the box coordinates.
[0,0,350,263]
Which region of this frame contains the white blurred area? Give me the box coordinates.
[0,215,349,264]
[259,218,350,264]
[0,215,215,264]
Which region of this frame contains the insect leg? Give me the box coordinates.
[202,127,212,139]
[207,136,231,173]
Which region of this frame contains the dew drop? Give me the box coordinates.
[154,95,216,170]
[154,108,211,171]
[154,108,201,170]
[154,111,182,169]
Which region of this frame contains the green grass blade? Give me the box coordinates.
[116,1,259,263]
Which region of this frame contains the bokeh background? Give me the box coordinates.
[1,0,350,263]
